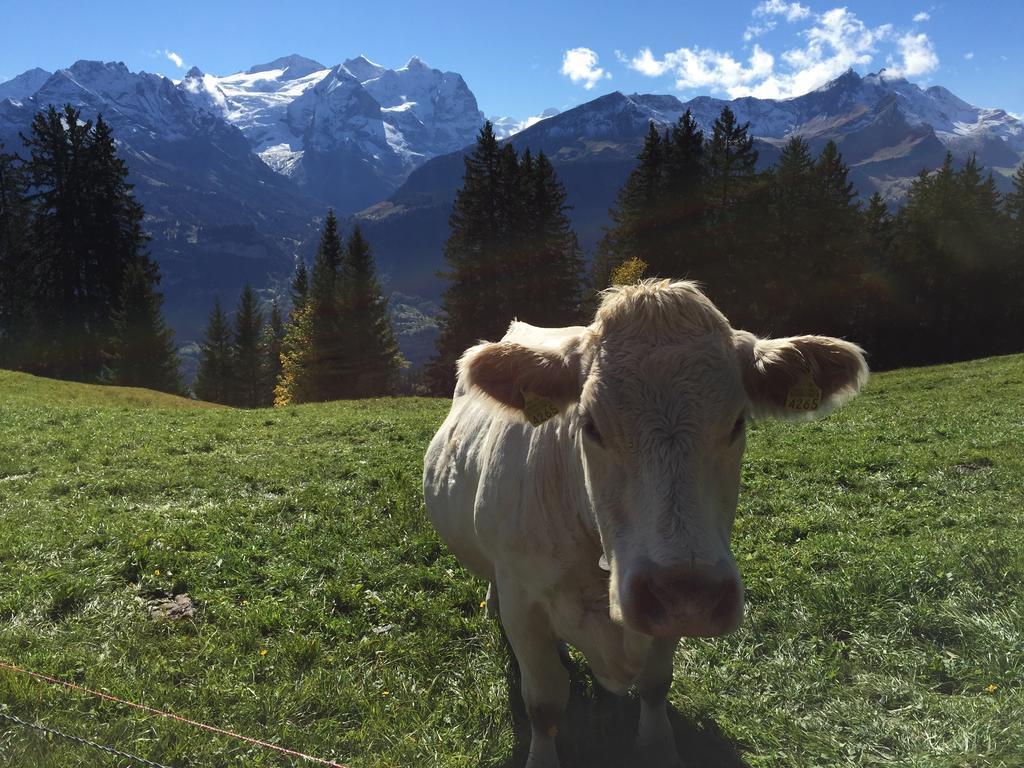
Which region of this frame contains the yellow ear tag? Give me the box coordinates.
[786,374,822,412]
[521,389,560,426]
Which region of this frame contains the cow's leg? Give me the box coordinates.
[635,637,683,768]
[499,584,567,768]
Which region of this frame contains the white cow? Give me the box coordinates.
[423,280,867,768]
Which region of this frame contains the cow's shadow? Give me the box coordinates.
[482,631,750,768]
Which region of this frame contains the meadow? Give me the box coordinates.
[0,357,1022,767]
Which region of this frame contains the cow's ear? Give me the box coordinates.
[734,331,868,420]
[460,341,582,420]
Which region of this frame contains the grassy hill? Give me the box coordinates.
[0,357,1022,767]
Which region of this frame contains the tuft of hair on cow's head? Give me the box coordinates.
[733,331,869,420]
[459,340,583,415]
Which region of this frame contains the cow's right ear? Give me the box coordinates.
[733,330,868,420]
[460,341,582,418]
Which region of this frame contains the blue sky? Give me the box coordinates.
[1,0,1021,118]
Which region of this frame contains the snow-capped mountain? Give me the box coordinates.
[3,57,1022,369]
[178,53,485,211]
[0,59,320,349]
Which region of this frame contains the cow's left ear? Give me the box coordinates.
[734,331,868,420]
[460,341,582,421]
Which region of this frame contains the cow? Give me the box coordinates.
[423,280,868,768]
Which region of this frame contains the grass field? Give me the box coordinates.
[0,357,1022,767]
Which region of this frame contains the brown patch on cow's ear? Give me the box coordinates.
[735,331,869,420]
[460,341,582,414]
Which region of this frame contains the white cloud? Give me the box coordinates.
[624,6,940,99]
[913,11,930,22]
[755,0,811,22]
[964,51,975,60]
[744,21,777,41]
[560,47,610,90]
[164,50,184,69]
[890,32,939,77]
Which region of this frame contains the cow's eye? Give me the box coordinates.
[582,416,604,447]
[730,414,746,443]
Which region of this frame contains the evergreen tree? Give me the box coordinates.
[0,145,32,368]
[661,110,708,277]
[1005,163,1024,336]
[274,212,350,404]
[592,122,666,290]
[103,259,182,394]
[522,152,585,326]
[290,260,309,316]
[337,226,403,397]
[194,299,234,404]
[232,283,265,408]
[863,192,894,258]
[425,122,506,395]
[261,300,285,406]
[706,106,758,236]
[20,105,154,380]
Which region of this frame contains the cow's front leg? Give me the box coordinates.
[635,637,683,768]
[498,582,567,768]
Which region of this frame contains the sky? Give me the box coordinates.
[1,0,1021,119]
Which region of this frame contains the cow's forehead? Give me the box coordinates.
[584,333,744,422]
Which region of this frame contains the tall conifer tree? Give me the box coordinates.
[194,299,234,404]
[338,226,402,397]
[232,284,265,408]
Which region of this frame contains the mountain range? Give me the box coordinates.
[1,56,1021,369]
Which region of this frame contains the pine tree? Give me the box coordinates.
[20,105,153,381]
[1005,163,1024,337]
[661,110,708,277]
[0,145,32,368]
[274,212,349,404]
[706,106,757,227]
[425,122,506,395]
[522,152,585,326]
[591,122,666,291]
[290,260,309,316]
[1007,163,1024,252]
[194,299,234,404]
[103,259,182,393]
[337,226,402,397]
[261,300,285,406]
[232,284,265,408]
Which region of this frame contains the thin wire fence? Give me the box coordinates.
[0,659,349,768]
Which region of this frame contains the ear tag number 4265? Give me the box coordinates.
[786,374,822,412]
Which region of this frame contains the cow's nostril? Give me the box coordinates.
[629,573,666,624]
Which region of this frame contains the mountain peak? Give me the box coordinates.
[185,66,204,79]
[247,54,325,78]
[403,56,430,70]
[342,54,387,82]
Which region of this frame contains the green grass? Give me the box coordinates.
[0,356,1022,767]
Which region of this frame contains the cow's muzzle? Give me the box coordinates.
[621,558,743,638]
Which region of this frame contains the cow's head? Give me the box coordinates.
[461,280,867,639]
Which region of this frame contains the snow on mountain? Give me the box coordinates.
[341,55,387,83]
[490,107,561,139]
[0,68,52,104]
[172,53,485,211]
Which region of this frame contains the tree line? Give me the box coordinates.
[588,107,1024,370]
[0,105,181,392]
[194,211,402,406]
[425,114,1024,395]
[0,104,404,405]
